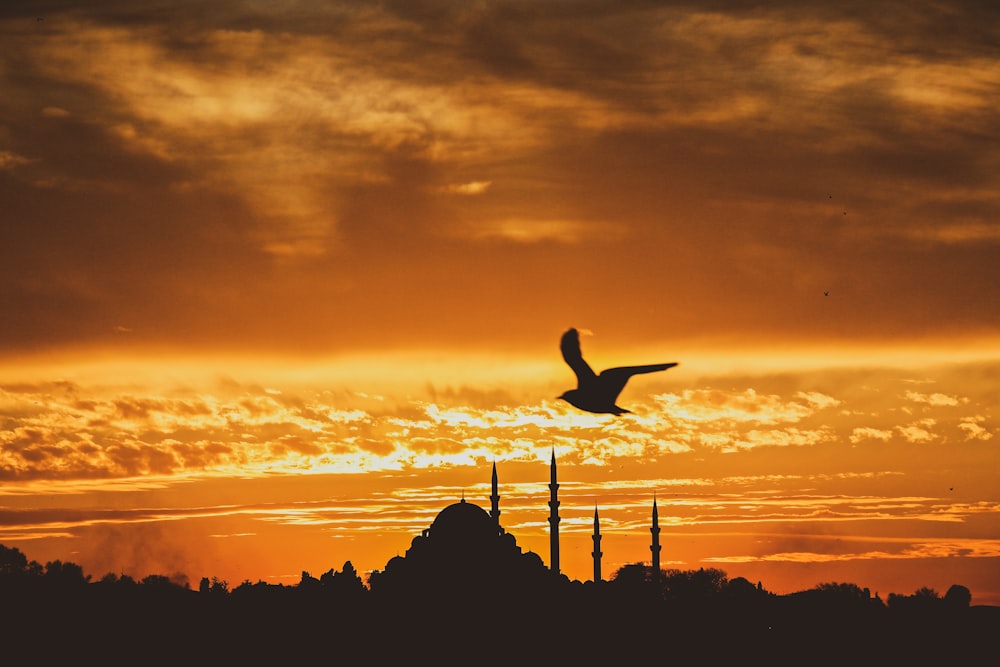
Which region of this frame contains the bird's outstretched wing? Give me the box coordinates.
[599,363,677,402]
[560,328,596,386]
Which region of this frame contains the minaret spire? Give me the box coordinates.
[490,460,501,532]
[548,449,561,574]
[650,493,662,584]
[592,505,603,583]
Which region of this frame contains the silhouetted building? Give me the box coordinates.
[490,460,500,532]
[651,494,662,584]
[370,497,550,604]
[548,449,561,575]
[592,506,603,583]
[371,454,671,601]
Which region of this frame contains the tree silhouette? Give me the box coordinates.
[319,560,366,599]
[199,575,230,597]
[662,566,729,602]
[42,559,90,587]
[0,544,29,576]
[945,584,972,609]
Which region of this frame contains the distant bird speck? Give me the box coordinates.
[557,328,677,416]
[824,291,830,297]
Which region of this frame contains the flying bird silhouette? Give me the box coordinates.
[557,328,677,415]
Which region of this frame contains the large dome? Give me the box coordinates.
[429,499,497,544]
[370,493,557,602]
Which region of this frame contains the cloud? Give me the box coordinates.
[850,427,894,444]
[896,420,937,443]
[440,180,492,195]
[455,218,610,243]
[733,428,833,451]
[796,392,841,410]
[0,151,34,169]
[905,222,1000,244]
[710,538,1000,565]
[958,417,992,441]
[654,389,817,425]
[904,390,961,407]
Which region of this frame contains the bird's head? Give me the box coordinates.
[557,390,582,406]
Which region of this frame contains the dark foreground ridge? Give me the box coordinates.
[2,537,997,665]
[4,457,1000,664]
[2,461,996,664]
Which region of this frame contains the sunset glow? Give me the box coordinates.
[2,1,998,605]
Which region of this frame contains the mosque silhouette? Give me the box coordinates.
[364,452,998,664]
[369,450,663,600]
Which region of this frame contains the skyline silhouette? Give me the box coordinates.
[2,458,997,663]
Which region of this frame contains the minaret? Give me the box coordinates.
[548,449,561,574]
[490,461,501,532]
[650,494,661,584]
[592,505,603,583]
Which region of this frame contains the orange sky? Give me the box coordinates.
[2,1,999,604]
